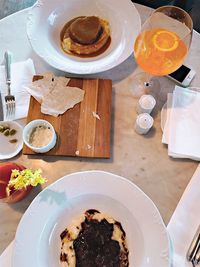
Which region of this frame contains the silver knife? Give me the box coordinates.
[0,90,4,121]
[194,247,200,266]
[187,225,200,262]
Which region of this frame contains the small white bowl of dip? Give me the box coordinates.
[23,119,57,153]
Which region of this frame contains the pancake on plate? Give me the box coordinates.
[60,209,129,267]
[61,16,111,56]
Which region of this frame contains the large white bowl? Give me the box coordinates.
[27,0,141,74]
[12,171,171,267]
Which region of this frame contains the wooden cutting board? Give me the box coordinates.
[23,76,112,158]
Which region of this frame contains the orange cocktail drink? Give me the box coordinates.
[134,28,188,76]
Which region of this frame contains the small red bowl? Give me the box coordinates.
[0,162,32,203]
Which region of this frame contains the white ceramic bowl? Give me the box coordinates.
[27,0,141,74]
[23,119,57,153]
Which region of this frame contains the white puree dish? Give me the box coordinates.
[23,119,57,153]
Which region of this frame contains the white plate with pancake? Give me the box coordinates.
[12,170,171,267]
[27,0,141,74]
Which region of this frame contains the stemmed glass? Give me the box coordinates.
[130,5,193,98]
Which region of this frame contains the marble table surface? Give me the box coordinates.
[0,2,200,255]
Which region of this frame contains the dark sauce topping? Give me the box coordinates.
[60,252,68,263]
[115,221,126,237]
[86,209,100,215]
[74,218,121,267]
[60,209,129,267]
[60,229,68,240]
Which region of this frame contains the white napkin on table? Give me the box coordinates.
[0,59,35,120]
[162,86,200,160]
[167,164,200,267]
[162,93,173,145]
[162,93,190,159]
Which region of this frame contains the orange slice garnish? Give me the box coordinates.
[152,30,179,52]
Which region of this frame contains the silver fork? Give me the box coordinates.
[4,51,15,120]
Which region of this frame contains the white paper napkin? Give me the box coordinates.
[162,93,191,159]
[162,93,173,145]
[162,86,200,160]
[0,59,35,120]
[167,164,200,267]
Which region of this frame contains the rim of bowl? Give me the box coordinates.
[26,0,141,74]
[23,119,56,150]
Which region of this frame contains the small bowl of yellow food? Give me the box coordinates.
[23,119,57,153]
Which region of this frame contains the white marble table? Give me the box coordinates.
[0,2,200,255]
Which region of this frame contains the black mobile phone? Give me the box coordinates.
[167,65,196,87]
